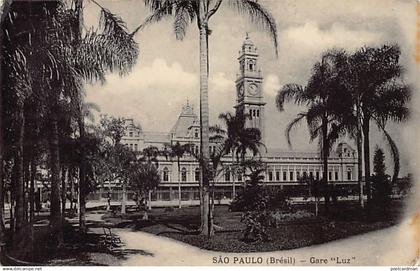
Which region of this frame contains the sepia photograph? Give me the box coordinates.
[0,0,418,267]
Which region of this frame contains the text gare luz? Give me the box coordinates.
[212,256,295,265]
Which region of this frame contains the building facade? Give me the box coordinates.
[98,35,358,205]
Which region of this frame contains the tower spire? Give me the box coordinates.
[235,33,265,143]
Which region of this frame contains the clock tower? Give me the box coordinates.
[235,33,266,143]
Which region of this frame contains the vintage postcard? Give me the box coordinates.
[0,0,419,268]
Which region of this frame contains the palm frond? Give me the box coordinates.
[173,2,196,40]
[374,118,400,183]
[276,83,308,111]
[228,0,278,56]
[132,1,174,35]
[97,7,139,75]
[209,124,225,135]
[285,112,306,148]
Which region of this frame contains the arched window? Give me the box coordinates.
[225,170,230,182]
[163,167,169,182]
[249,109,252,119]
[195,146,199,155]
[347,168,352,180]
[181,167,187,182]
[268,171,273,181]
[248,59,255,71]
[256,110,260,117]
[195,168,200,182]
[253,110,256,117]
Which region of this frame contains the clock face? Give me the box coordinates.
[247,84,259,96]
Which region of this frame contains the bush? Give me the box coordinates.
[230,186,290,212]
[371,174,392,210]
[270,210,314,226]
[241,211,272,242]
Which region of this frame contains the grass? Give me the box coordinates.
[103,200,405,253]
[3,199,405,264]
[3,210,128,266]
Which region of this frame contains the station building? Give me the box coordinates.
[98,35,359,205]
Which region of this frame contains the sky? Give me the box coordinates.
[83,0,419,176]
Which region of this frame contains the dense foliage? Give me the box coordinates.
[371,147,392,211]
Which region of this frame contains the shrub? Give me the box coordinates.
[371,146,392,213]
[371,175,392,209]
[230,186,290,212]
[232,167,292,242]
[241,211,272,242]
[269,210,314,226]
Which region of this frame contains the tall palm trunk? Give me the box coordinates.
[0,94,4,247]
[77,118,87,232]
[231,152,235,198]
[61,167,67,228]
[356,104,364,208]
[23,147,30,222]
[321,114,330,213]
[69,167,74,211]
[29,151,36,261]
[0,0,11,248]
[49,109,62,242]
[177,157,181,208]
[14,102,25,233]
[362,117,371,202]
[29,154,36,222]
[121,181,126,214]
[198,13,212,236]
[75,0,87,234]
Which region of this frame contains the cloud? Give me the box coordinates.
[86,58,199,131]
[283,21,384,50]
[263,74,282,97]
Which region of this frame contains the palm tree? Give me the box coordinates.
[218,111,265,198]
[0,0,12,246]
[276,50,350,212]
[73,0,139,233]
[328,45,411,207]
[1,0,139,243]
[135,0,278,237]
[164,142,191,208]
[349,45,410,202]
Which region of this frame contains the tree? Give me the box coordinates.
[218,111,265,198]
[276,50,351,213]
[164,142,191,208]
[129,158,160,218]
[1,0,139,246]
[97,115,133,214]
[349,45,410,202]
[0,0,12,248]
[136,0,278,237]
[373,146,386,177]
[328,45,411,207]
[371,146,392,212]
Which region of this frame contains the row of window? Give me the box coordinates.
[162,167,200,182]
[128,131,141,137]
[188,145,219,156]
[161,167,353,182]
[249,109,260,119]
[125,143,138,151]
[264,170,351,182]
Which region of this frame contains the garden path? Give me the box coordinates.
[115,217,418,266]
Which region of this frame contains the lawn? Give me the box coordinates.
[103,200,405,253]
